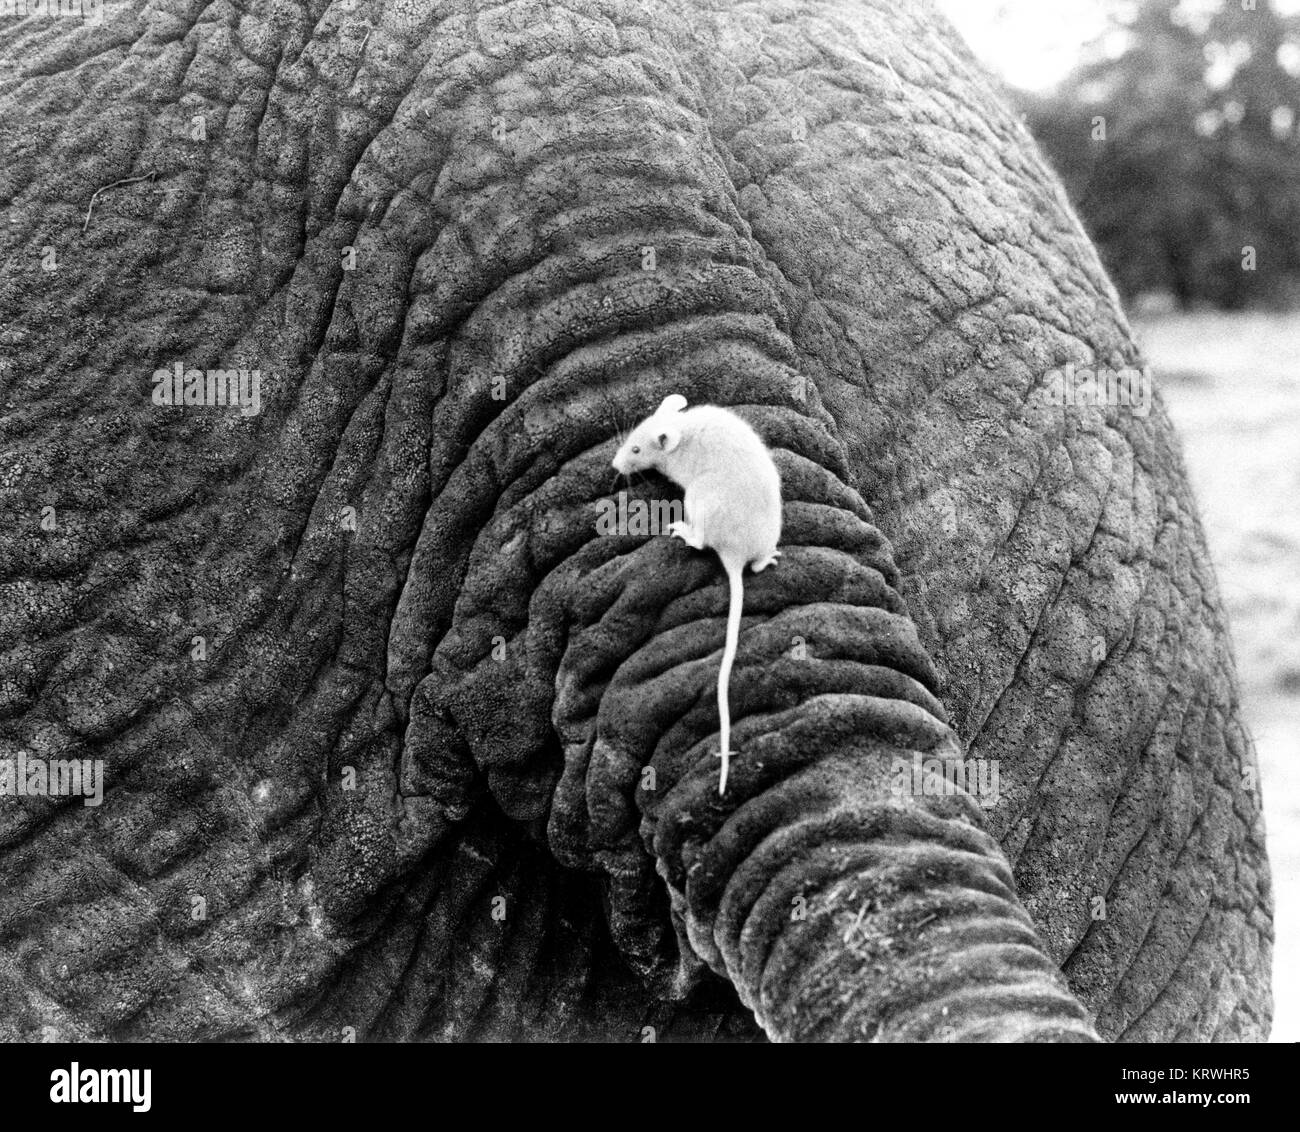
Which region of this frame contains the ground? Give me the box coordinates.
[1134,310,1300,1043]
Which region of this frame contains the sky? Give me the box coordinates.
[936,0,1300,90]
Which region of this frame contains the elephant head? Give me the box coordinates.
[0,0,1270,1042]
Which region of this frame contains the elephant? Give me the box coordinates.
[0,0,1272,1043]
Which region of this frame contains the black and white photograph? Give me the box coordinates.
[0,0,1294,1100]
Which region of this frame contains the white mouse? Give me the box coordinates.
[612,394,782,793]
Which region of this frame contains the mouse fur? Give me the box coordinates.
[612,394,782,793]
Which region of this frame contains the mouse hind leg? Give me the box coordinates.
[750,549,781,572]
[666,519,704,549]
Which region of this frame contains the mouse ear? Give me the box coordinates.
[657,422,681,453]
[656,394,687,416]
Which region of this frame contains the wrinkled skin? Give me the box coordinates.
[0,0,1271,1042]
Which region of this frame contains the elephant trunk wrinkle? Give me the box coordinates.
[672,742,1102,1042]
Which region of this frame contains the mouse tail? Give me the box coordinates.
[717,556,745,795]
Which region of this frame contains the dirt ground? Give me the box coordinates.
[1133,310,1300,1042]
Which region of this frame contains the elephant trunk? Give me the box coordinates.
[652,710,1099,1042]
[530,447,1100,1041]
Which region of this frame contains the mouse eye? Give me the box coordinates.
[631,446,640,454]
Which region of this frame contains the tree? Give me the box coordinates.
[1022,0,1300,309]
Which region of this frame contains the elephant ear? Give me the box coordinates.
[656,393,687,415]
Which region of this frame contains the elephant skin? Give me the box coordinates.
[0,0,1271,1042]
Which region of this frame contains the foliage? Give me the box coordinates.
[1022,0,1300,309]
